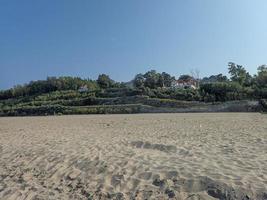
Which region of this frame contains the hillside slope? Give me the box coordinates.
[0,90,263,116]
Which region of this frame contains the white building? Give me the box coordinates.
[78,85,88,92]
[171,79,198,89]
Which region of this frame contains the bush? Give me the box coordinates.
[259,99,267,111]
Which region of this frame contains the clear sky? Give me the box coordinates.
[1,0,267,89]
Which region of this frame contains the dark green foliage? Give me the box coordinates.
[0,77,98,100]
[97,74,115,89]
[259,99,267,111]
[95,88,143,98]
[178,74,193,81]
[201,74,228,83]
[161,72,175,87]
[140,87,200,101]
[133,74,145,88]
[143,70,160,89]
[228,62,252,86]
[256,65,267,87]
[1,63,267,116]
[0,104,153,116]
[200,82,244,102]
[133,71,175,89]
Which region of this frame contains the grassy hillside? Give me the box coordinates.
[0,89,263,116]
[0,89,199,116]
[1,65,267,116]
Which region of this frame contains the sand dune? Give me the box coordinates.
[0,113,266,199]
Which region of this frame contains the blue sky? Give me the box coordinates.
[1,0,267,89]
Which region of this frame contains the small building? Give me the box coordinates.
[78,85,88,92]
[172,79,198,89]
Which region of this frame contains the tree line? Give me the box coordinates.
[199,63,267,101]
[1,62,267,102]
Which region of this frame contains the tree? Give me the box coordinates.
[144,70,160,89]
[200,82,242,101]
[97,74,115,89]
[133,74,145,88]
[258,65,267,73]
[178,74,193,81]
[133,71,175,89]
[0,89,13,100]
[228,62,251,86]
[161,72,175,87]
[12,84,28,97]
[256,65,267,87]
[201,74,228,83]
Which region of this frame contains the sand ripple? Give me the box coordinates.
[0,113,267,199]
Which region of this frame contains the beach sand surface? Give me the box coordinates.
[0,113,267,199]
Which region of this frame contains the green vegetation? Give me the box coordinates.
[1,63,267,116]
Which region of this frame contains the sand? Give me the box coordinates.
[0,113,266,200]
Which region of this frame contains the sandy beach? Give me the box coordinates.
[0,113,266,199]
